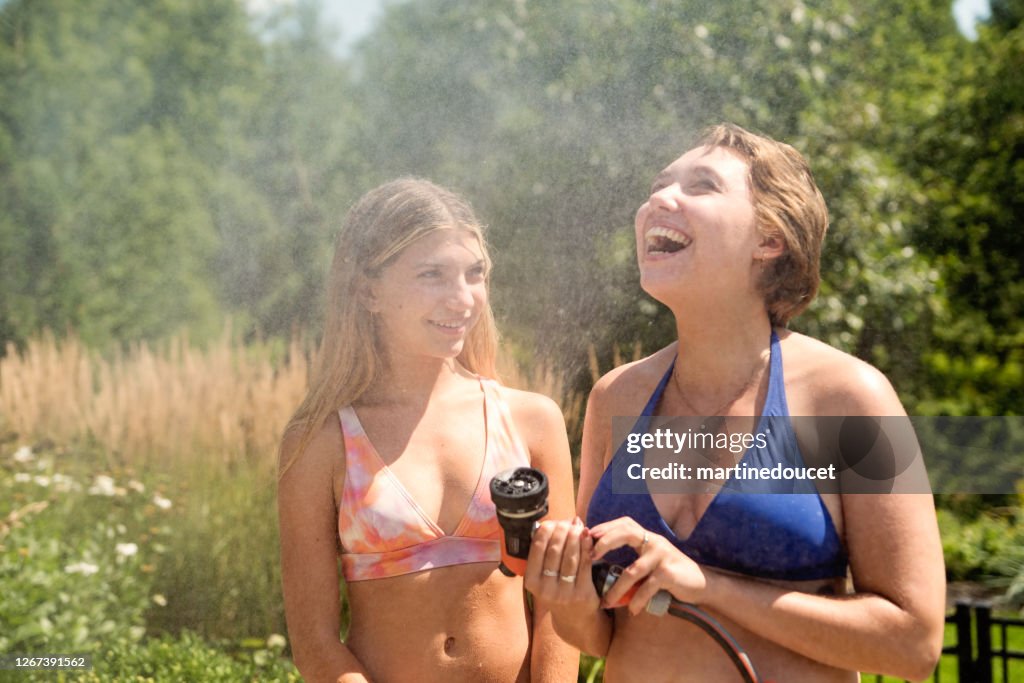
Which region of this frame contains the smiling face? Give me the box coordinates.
[634,145,770,308]
[364,228,488,363]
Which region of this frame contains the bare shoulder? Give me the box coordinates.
[579,345,677,473]
[500,385,567,446]
[589,343,678,417]
[278,413,345,492]
[498,385,573,504]
[778,330,904,416]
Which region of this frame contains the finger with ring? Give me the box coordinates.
[559,520,584,586]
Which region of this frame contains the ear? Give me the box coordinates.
[357,276,382,313]
[756,233,785,260]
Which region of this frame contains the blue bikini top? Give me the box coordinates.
[586,332,848,581]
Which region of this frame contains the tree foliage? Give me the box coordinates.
[0,0,258,345]
[0,0,1019,415]
[0,0,358,346]
[902,12,1024,415]
[350,0,968,399]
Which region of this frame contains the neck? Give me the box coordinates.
[672,306,774,415]
[360,352,465,408]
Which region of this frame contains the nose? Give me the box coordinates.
[648,184,682,212]
[446,276,476,311]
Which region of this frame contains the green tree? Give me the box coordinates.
[903,12,1024,415]
[214,0,365,340]
[0,0,264,348]
[989,0,1024,31]
[350,0,963,400]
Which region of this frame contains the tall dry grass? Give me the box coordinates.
[499,340,644,452]
[0,330,308,470]
[0,330,309,639]
[0,331,600,470]
[498,353,585,444]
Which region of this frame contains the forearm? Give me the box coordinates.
[293,638,374,683]
[525,514,610,659]
[547,601,613,658]
[530,604,581,682]
[701,572,942,680]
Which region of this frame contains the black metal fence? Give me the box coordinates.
[869,601,1024,683]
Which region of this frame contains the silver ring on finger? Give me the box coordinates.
[542,568,559,577]
[638,531,649,553]
[559,574,575,583]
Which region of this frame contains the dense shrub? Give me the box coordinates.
[0,444,169,654]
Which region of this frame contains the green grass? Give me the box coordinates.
[0,439,294,681]
[989,619,1024,683]
[142,459,286,641]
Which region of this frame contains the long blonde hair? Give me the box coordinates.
[280,178,499,477]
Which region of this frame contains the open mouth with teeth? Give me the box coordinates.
[431,319,468,331]
[645,226,692,254]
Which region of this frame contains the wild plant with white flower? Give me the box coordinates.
[64,561,100,576]
[12,446,34,463]
[116,542,139,559]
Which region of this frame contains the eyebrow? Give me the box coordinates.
[651,165,725,189]
[652,171,673,188]
[689,165,725,185]
[413,258,487,269]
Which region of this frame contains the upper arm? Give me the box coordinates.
[278,420,346,654]
[507,390,576,520]
[831,364,945,632]
[576,373,616,519]
[575,353,670,519]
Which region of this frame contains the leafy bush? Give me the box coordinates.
[939,506,1024,608]
[5,631,298,683]
[0,442,299,682]
[0,444,172,655]
[68,631,299,683]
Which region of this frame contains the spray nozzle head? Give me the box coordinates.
[490,467,549,576]
[490,467,549,517]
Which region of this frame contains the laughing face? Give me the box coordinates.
[364,229,488,363]
[634,145,764,307]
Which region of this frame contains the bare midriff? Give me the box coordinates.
[345,562,532,683]
[603,576,857,683]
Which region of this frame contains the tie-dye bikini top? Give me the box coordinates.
[337,378,531,582]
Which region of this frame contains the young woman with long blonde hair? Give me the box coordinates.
[278,178,577,682]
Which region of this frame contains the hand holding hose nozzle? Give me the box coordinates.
[490,467,763,683]
[490,467,670,613]
[591,562,672,615]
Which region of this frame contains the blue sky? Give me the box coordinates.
[952,0,994,37]
[314,0,994,49]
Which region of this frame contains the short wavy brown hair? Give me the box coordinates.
[698,124,829,326]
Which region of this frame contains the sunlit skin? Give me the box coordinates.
[278,227,578,683]
[636,146,768,304]
[523,146,946,682]
[363,230,488,366]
